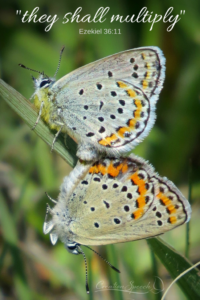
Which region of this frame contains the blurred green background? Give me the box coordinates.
[0,0,200,299]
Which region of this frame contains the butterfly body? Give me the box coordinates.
[33,47,166,160]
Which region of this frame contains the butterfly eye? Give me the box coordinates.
[40,79,51,88]
[66,243,79,255]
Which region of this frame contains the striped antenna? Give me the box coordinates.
[77,245,90,294]
[85,245,120,273]
[54,46,65,77]
[18,64,46,76]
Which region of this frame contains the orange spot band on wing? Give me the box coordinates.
[169,216,177,224]
[145,71,151,79]
[137,196,146,208]
[128,119,136,128]
[106,159,129,177]
[142,80,148,89]
[117,127,130,138]
[141,53,146,60]
[107,163,121,177]
[127,100,142,128]
[89,165,98,174]
[98,164,107,175]
[134,99,143,109]
[117,81,128,88]
[90,160,129,177]
[99,134,118,146]
[89,163,107,175]
[126,89,137,98]
[167,204,176,214]
[157,192,177,215]
[130,173,146,195]
[134,110,141,118]
[145,62,151,69]
[132,208,144,220]
[157,193,171,206]
[129,173,147,209]
[122,163,128,173]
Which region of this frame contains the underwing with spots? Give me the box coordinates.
[21,47,166,161]
[44,154,191,248]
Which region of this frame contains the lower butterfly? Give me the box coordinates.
[43,154,191,293]
[20,47,165,161]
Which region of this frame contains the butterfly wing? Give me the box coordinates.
[55,47,165,99]
[52,47,165,158]
[64,155,191,246]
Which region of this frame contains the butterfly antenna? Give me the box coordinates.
[77,245,90,294]
[54,46,65,77]
[84,245,120,273]
[45,192,57,204]
[18,64,46,77]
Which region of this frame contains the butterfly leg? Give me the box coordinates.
[32,101,44,130]
[43,204,54,234]
[51,125,63,152]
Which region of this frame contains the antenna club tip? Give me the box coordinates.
[112,266,121,273]
[86,283,90,294]
[19,64,25,68]
[61,46,65,53]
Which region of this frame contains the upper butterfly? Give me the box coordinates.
[20,47,166,161]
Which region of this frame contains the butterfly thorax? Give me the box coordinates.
[33,76,62,131]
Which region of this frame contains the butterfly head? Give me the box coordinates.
[32,74,55,90]
[43,198,76,251]
[65,242,80,255]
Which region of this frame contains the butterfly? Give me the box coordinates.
[20,47,165,161]
[43,155,191,292]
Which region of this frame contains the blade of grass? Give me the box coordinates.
[106,244,123,300]
[0,192,32,300]
[147,237,200,299]
[186,159,192,258]
[161,261,200,300]
[150,250,163,300]
[0,79,77,168]
[87,250,93,299]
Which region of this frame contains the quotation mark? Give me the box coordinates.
[180,10,185,15]
[16,10,21,15]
